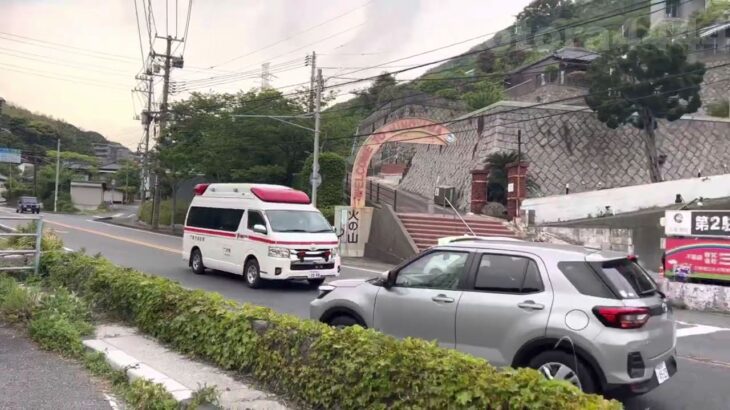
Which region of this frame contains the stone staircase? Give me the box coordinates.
[398,213,519,252]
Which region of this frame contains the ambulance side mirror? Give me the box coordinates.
[253,224,268,235]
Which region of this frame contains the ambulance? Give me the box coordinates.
[182,183,340,288]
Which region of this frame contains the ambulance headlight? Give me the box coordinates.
[268,246,290,258]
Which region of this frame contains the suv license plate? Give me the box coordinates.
[655,361,670,384]
[309,272,322,279]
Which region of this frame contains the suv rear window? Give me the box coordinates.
[558,262,615,299]
[592,259,657,299]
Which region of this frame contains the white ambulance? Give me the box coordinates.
[182,183,340,288]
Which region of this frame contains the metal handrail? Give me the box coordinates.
[0,215,43,274]
[443,196,476,237]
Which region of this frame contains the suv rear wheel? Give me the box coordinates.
[328,314,360,329]
[528,350,597,393]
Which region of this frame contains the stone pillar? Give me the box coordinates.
[506,162,528,220]
[470,169,489,214]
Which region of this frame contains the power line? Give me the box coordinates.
[0,47,131,75]
[181,0,193,55]
[180,23,365,92]
[0,31,137,62]
[0,64,132,91]
[133,0,148,65]
[209,1,372,69]
[185,0,669,110]
[326,0,669,89]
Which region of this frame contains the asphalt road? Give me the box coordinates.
[0,325,111,409]
[0,208,384,317]
[4,209,730,409]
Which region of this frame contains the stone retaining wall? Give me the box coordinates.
[659,279,730,313]
[395,101,730,211]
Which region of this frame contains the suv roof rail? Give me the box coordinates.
[441,236,523,245]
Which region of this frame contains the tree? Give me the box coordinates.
[476,49,497,73]
[463,81,504,110]
[516,0,576,34]
[353,72,397,110]
[114,160,141,203]
[297,152,346,222]
[585,43,706,182]
[485,151,540,204]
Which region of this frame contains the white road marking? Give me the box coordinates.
[87,219,182,240]
[676,321,730,338]
[104,394,120,410]
[342,265,387,274]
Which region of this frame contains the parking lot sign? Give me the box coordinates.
[0,148,22,163]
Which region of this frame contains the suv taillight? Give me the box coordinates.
[593,306,650,329]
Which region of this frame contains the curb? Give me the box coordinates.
[83,339,195,403]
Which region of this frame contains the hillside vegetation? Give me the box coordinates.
[0,98,109,156]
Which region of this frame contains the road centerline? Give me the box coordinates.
[44,220,180,254]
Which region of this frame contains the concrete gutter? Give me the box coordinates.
[83,339,195,403]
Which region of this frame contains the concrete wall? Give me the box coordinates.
[521,173,730,224]
[364,204,418,264]
[531,226,634,253]
[71,184,103,210]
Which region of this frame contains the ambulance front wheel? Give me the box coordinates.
[245,258,262,289]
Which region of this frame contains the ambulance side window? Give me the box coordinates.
[247,211,266,231]
[187,207,243,232]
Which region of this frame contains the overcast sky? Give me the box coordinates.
[0,0,531,149]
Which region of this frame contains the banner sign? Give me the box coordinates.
[664,237,730,282]
[0,148,21,164]
[665,210,730,238]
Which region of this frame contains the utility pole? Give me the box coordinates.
[152,35,173,230]
[54,139,60,212]
[139,74,154,210]
[306,51,317,112]
[312,68,323,208]
[32,151,38,197]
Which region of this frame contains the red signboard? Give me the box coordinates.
[664,237,730,282]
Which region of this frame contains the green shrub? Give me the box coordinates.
[138,200,189,226]
[0,281,38,323]
[42,251,620,410]
[28,314,85,357]
[125,379,178,410]
[707,100,729,118]
[36,287,93,336]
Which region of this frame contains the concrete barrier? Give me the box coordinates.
[658,279,730,313]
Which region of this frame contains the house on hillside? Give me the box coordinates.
[93,143,133,165]
[651,0,708,27]
[504,47,599,103]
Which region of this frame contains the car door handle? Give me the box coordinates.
[517,300,545,311]
[432,294,455,303]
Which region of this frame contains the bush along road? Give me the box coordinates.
[0,274,218,410]
[36,245,621,410]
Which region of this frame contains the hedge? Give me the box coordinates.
[41,251,620,410]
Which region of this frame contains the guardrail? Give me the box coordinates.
[0,215,43,274]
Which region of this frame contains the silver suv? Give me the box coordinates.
[310,240,676,396]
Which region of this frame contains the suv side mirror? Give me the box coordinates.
[382,270,394,289]
[253,224,267,235]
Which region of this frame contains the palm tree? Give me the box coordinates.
[485,151,540,205]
